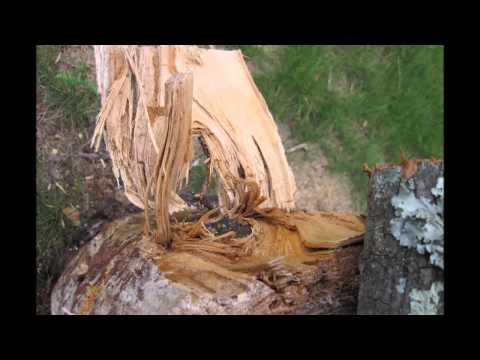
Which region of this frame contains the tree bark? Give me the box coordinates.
[357,160,444,315]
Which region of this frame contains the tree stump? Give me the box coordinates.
[357,160,444,315]
[51,211,365,315]
[50,45,368,315]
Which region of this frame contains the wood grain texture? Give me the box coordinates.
[92,45,296,214]
[51,211,364,315]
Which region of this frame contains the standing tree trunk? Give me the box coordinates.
[357,160,444,315]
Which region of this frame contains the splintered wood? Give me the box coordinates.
[53,45,368,315]
[145,73,193,245]
[92,45,296,218]
[91,45,365,256]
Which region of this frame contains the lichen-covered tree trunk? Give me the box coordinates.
[357,160,444,315]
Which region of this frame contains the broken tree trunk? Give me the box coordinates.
[92,45,296,213]
[357,160,444,315]
[51,210,365,315]
[51,45,368,315]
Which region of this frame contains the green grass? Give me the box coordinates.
[36,157,81,314]
[36,45,100,313]
[184,164,218,195]
[234,45,443,211]
[37,45,99,127]
[36,180,75,279]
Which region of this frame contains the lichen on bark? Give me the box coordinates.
[390,176,444,269]
[357,160,444,315]
[409,281,444,315]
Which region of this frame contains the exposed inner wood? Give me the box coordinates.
[51,210,365,315]
[83,45,368,314]
[92,45,296,215]
[145,72,193,246]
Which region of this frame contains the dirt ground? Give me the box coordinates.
[36,45,356,314]
[241,44,357,212]
[278,122,356,213]
[36,45,138,314]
